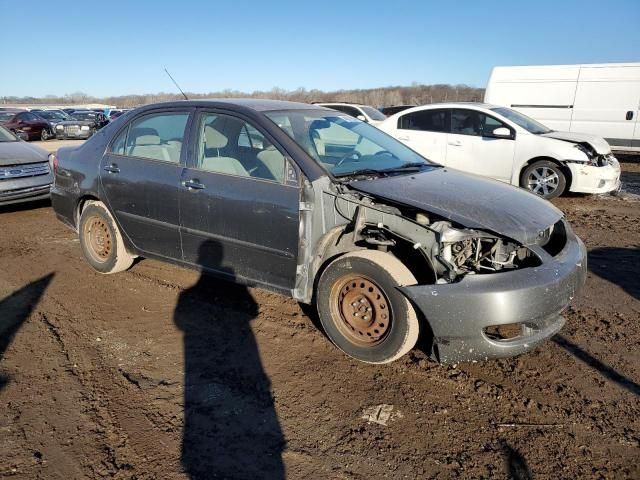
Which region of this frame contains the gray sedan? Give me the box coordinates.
[50,99,586,364]
[0,126,53,206]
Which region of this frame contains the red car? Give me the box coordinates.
[0,110,53,141]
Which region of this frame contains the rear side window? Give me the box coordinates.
[398,109,449,132]
[111,128,127,155]
[124,112,189,163]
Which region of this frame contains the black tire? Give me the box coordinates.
[316,250,419,364]
[79,201,134,274]
[521,160,566,199]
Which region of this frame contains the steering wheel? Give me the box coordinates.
[335,150,362,166]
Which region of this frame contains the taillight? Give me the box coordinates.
[53,155,59,174]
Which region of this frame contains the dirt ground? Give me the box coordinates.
[1,151,638,479]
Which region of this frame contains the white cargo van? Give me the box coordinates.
[485,63,640,151]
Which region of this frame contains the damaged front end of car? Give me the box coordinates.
[295,169,587,363]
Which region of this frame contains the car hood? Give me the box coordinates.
[348,167,563,245]
[0,141,49,165]
[539,131,611,154]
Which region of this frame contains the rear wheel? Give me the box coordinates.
[521,160,566,199]
[316,250,419,364]
[79,201,134,274]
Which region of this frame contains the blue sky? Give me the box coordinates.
[1,0,638,97]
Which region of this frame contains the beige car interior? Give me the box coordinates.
[200,117,285,183]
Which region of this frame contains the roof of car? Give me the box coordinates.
[134,98,326,113]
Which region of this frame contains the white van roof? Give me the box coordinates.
[489,63,640,82]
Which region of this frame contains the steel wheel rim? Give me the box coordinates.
[83,215,112,263]
[527,166,559,196]
[330,274,392,347]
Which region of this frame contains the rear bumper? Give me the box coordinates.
[400,228,587,363]
[567,160,621,194]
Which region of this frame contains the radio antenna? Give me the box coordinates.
[164,68,189,100]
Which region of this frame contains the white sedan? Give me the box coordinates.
[378,103,621,199]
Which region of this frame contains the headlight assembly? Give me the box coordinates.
[80,126,90,131]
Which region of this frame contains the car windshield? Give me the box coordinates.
[72,112,96,120]
[360,106,386,121]
[37,111,68,120]
[265,109,431,177]
[491,107,552,134]
[0,112,16,122]
[0,125,18,142]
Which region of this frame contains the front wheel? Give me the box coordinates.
[316,250,419,364]
[79,201,134,274]
[521,160,566,199]
[41,128,50,141]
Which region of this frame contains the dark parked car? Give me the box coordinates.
[0,125,53,205]
[34,109,72,134]
[1,110,53,140]
[54,110,107,139]
[51,100,586,364]
[380,105,417,116]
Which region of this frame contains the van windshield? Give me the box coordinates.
[491,107,552,134]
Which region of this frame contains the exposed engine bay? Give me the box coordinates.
[296,181,544,302]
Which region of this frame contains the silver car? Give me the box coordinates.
[0,126,53,206]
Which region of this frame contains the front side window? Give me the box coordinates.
[398,109,449,133]
[196,113,286,183]
[451,109,509,137]
[327,105,361,118]
[125,112,189,163]
[266,109,430,177]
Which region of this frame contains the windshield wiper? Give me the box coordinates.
[335,163,428,179]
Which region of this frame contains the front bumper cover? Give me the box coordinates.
[566,159,621,194]
[399,227,587,363]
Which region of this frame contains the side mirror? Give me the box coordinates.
[356,115,367,122]
[491,127,512,139]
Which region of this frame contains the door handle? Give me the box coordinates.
[626,111,634,121]
[448,141,462,146]
[103,164,120,173]
[183,179,206,190]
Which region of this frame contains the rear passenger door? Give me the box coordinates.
[99,109,191,259]
[179,110,300,293]
[390,109,449,164]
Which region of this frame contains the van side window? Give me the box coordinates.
[398,109,449,132]
[125,113,189,163]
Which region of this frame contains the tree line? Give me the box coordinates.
[1,83,484,108]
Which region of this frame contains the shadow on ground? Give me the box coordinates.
[0,273,55,391]
[588,247,640,300]
[500,440,533,480]
[553,334,639,396]
[174,240,285,479]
